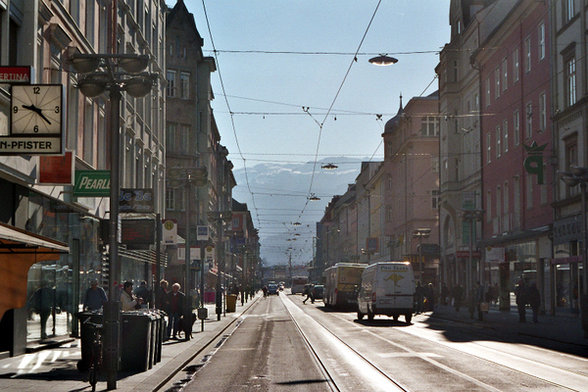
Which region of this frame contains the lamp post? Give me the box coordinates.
[559,166,588,337]
[68,52,157,390]
[412,228,431,283]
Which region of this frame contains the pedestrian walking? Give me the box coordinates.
[167,283,185,339]
[155,279,169,311]
[414,282,425,313]
[515,278,527,322]
[302,284,314,304]
[526,282,540,323]
[83,279,107,311]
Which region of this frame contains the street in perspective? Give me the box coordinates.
[1,1,588,392]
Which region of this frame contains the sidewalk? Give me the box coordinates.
[426,302,587,347]
[0,295,259,392]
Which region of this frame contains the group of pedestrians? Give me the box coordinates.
[414,282,436,313]
[82,278,189,339]
[515,279,541,323]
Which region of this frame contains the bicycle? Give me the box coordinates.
[77,317,103,392]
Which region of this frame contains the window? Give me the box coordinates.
[486,132,492,163]
[176,188,185,211]
[503,119,509,153]
[564,134,578,197]
[166,70,176,97]
[386,206,392,222]
[166,122,177,151]
[496,125,501,158]
[85,1,95,46]
[66,83,79,151]
[496,186,502,231]
[180,124,191,154]
[513,48,520,82]
[420,116,439,136]
[494,67,500,98]
[474,93,479,111]
[525,37,531,73]
[166,188,175,210]
[503,181,509,219]
[180,72,190,99]
[539,93,546,132]
[538,23,545,60]
[486,77,491,107]
[502,58,508,91]
[513,110,520,146]
[564,0,575,22]
[525,102,533,139]
[83,100,94,165]
[486,191,492,223]
[432,190,440,209]
[169,44,173,57]
[565,56,577,107]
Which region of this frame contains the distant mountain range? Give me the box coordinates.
[231,157,376,266]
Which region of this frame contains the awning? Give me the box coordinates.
[0,222,69,254]
[0,222,69,320]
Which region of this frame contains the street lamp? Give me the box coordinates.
[368,54,399,66]
[68,52,157,390]
[559,166,588,337]
[412,228,431,283]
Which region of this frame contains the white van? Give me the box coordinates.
[357,261,415,323]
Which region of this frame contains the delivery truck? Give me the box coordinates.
[357,261,415,323]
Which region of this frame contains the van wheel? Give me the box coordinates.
[405,313,412,324]
[357,311,364,320]
[367,310,374,321]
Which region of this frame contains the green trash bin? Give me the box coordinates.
[226,294,237,312]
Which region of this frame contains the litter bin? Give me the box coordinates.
[75,311,103,371]
[120,311,153,371]
[226,294,237,312]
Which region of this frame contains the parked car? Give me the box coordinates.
[267,283,279,295]
[312,284,324,299]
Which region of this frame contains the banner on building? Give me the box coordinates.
[38,151,73,185]
[485,247,505,263]
[119,188,154,213]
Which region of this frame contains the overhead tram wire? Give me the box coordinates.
[201,0,261,227]
[299,0,384,222]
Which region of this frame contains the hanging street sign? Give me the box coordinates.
[73,170,110,197]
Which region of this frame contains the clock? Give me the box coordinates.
[11,84,63,135]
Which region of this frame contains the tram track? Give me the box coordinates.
[327,310,587,392]
[282,294,409,392]
[152,298,260,392]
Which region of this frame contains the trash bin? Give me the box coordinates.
[226,294,237,312]
[76,311,103,370]
[120,311,152,371]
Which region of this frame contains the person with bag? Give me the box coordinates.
[121,281,143,311]
[167,283,185,339]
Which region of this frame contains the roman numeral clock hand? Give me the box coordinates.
[21,104,52,125]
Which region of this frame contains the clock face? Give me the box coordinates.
[11,84,63,135]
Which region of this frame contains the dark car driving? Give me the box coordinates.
[268,283,279,295]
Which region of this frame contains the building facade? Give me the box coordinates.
[0,0,167,356]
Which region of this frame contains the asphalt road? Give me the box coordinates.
[178,292,331,392]
[173,292,588,392]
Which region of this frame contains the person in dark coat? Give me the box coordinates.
[155,279,169,311]
[83,279,107,311]
[526,282,541,323]
[134,280,151,307]
[515,279,527,322]
[414,282,425,313]
[167,283,185,339]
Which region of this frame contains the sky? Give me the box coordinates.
[178,0,451,264]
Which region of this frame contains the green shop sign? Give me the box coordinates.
[74,170,110,197]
